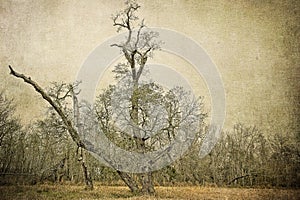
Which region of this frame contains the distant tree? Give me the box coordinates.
[194,124,268,186]
[0,92,21,147]
[0,92,25,184]
[268,132,300,187]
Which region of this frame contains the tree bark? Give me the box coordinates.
[141,172,155,195]
[117,171,139,193]
[79,153,93,190]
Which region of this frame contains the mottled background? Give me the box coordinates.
[1,0,299,136]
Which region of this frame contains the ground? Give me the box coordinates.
[0,184,299,200]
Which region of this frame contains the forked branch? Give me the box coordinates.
[8,65,85,149]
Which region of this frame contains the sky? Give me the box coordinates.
[1,0,299,136]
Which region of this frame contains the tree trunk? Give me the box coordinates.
[73,94,94,190]
[81,159,93,190]
[117,171,139,193]
[141,172,155,195]
[131,84,155,195]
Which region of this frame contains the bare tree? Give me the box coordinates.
[8,66,93,189]
[110,0,161,194]
[80,1,205,194]
[0,92,20,147]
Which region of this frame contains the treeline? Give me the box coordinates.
[0,92,299,188]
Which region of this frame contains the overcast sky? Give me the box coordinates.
[1,0,298,135]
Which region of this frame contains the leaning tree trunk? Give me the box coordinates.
[9,65,93,189]
[117,171,139,193]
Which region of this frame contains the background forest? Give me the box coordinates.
[0,90,299,188]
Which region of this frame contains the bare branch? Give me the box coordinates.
[135,19,145,49]
[8,65,85,149]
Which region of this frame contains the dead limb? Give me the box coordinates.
[9,65,93,189]
[9,65,84,149]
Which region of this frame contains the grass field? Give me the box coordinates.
[0,184,299,200]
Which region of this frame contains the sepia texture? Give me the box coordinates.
[1,0,298,136]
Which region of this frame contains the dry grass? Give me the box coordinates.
[0,183,299,200]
